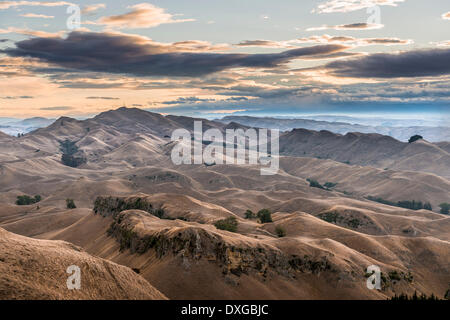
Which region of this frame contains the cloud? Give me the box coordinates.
[0,27,64,38]
[1,95,34,99]
[306,23,384,31]
[162,96,216,105]
[86,96,120,100]
[235,40,292,48]
[0,1,73,10]
[443,12,450,20]
[226,97,249,101]
[323,48,450,78]
[314,0,405,13]
[39,106,73,110]
[5,31,349,77]
[433,40,450,47]
[296,34,413,46]
[82,3,106,15]
[20,13,54,19]
[236,35,412,49]
[169,40,230,52]
[97,3,195,29]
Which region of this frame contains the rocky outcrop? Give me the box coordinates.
[94,196,164,218]
[106,209,335,279]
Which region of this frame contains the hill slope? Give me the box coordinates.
[0,227,167,300]
[279,129,450,178]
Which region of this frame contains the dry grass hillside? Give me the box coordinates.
[279,129,450,178]
[0,107,448,300]
[0,227,166,300]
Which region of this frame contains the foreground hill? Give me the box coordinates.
[39,194,450,299]
[0,227,166,300]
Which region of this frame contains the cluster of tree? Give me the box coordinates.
[245,209,273,223]
[389,291,441,301]
[397,200,432,211]
[59,139,87,168]
[16,195,41,205]
[214,216,238,232]
[439,203,450,215]
[17,133,25,138]
[307,178,337,190]
[367,196,432,211]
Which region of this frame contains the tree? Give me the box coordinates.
[439,203,450,215]
[66,199,77,209]
[257,209,272,223]
[408,135,423,143]
[244,210,255,219]
[423,202,432,211]
[275,226,286,237]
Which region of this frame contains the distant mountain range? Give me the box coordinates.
[0,117,55,136]
[2,113,449,142]
[218,116,450,142]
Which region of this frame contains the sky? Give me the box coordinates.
[0,0,449,119]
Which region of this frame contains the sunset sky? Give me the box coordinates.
[0,0,449,118]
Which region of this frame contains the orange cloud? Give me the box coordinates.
[98,3,195,29]
[20,13,54,19]
[0,27,64,37]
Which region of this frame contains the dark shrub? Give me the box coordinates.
[324,182,337,189]
[388,270,402,281]
[244,210,255,219]
[66,199,76,209]
[214,216,238,232]
[16,195,41,205]
[408,135,423,143]
[307,178,325,189]
[257,209,272,223]
[60,139,87,168]
[439,203,450,215]
[275,226,286,237]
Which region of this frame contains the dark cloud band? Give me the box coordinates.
[4,31,348,77]
[325,48,450,78]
